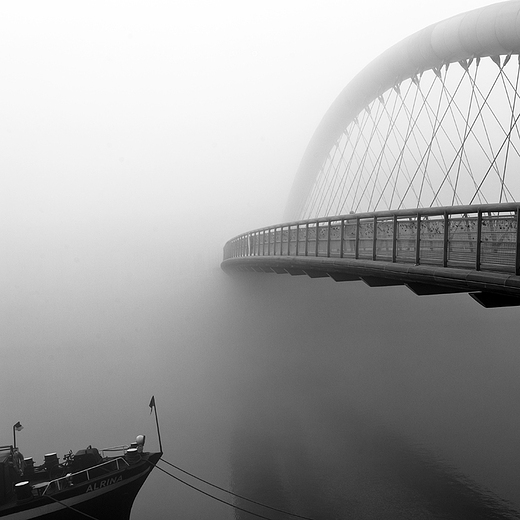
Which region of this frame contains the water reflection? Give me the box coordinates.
[231,404,519,519]
[224,273,520,519]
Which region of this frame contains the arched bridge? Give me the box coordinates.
[222,2,520,308]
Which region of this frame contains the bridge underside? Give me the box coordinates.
[222,256,520,308]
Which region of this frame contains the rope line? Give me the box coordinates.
[44,494,100,520]
[152,462,313,520]
[158,458,317,520]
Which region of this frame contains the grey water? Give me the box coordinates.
[4,218,520,519]
[221,274,520,520]
[134,267,520,519]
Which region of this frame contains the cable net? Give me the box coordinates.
[302,55,520,219]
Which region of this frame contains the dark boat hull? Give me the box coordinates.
[0,452,161,520]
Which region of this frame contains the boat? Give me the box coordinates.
[0,434,161,519]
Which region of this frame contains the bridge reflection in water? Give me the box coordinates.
[222,203,520,308]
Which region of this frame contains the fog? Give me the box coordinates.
[0,1,518,518]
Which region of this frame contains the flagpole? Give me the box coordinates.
[154,405,163,454]
[150,397,163,454]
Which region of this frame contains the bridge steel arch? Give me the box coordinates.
[222,2,520,307]
[285,1,520,221]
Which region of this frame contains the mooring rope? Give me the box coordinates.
[44,493,100,520]
[39,454,317,520]
[156,457,317,520]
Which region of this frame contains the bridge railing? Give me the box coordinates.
[223,203,520,275]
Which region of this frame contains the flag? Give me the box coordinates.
[14,422,23,432]
[149,396,155,414]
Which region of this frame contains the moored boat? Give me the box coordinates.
[0,434,161,519]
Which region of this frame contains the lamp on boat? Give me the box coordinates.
[13,422,23,449]
[136,435,145,453]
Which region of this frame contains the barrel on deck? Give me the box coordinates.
[125,448,140,464]
[44,453,58,470]
[14,481,32,501]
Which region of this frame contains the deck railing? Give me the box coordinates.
[41,457,129,494]
[223,203,520,275]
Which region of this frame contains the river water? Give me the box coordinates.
[125,262,520,519]
[218,272,520,520]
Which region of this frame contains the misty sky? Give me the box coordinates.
[0,0,502,238]
[0,1,516,519]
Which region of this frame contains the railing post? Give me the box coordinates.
[355,218,360,259]
[392,215,397,263]
[516,208,520,276]
[372,215,377,261]
[415,214,421,265]
[443,211,449,267]
[327,220,332,257]
[340,219,345,258]
[315,221,319,257]
[295,224,299,256]
[305,222,309,256]
[268,228,271,256]
[476,210,482,271]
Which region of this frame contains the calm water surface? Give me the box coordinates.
[220,275,520,520]
[230,406,520,519]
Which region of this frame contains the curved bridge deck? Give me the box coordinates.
[222,203,520,307]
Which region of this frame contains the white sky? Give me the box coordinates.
[0,0,504,236]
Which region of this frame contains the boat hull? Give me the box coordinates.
[0,452,161,520]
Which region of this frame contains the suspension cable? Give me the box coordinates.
[431,59,503,205]
[499,56,520,203]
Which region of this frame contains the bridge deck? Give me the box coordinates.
[222,203,520,307]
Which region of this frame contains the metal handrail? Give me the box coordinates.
[223,203,520,276]
[100,445,130,457]
[41,457,129,495]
